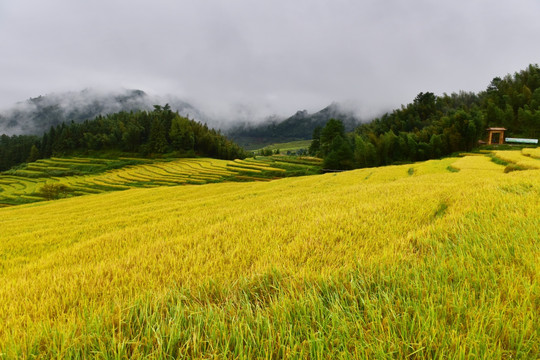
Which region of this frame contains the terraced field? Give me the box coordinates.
[0,156,322,206]
[493,149,540,170]
[0,149,538,358]
[522,147,540,158]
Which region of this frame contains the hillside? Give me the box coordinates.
[310,64,540,170]
[0,105,247,172]
[227,103,361,149]
[0,149,538,358]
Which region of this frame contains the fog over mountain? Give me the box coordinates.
[0,89,207,136]
[0,89,372,143]
[2,1,539,127]
[227,102,365,148]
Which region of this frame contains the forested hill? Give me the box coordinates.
[311,64,540,169]
[0,89,202,136]
[227,103,360,148]
[357,65,540,139]
[0,105,245,171]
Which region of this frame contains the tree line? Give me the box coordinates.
[0,105,246,171]
[310,64,540,169]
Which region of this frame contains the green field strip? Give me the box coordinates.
[90,178,118,186]
[150,180,184,186]
[7,182,25,191]
[113,173,153,183]
[141,175,188,184]
[165,168,194,176]
[129,169,174,181]
[233,159,286,172]
[194,164,233,176]
[121,170,156,181]
[50,157,93,163]
[9,169,44,176]
[226,165,262,173]
[234,175,272,181]
[147,165,189,177]
[0,174,39,182]
[90,184,131,191]
[68,186,103,194]
[103,174,131,184]
[24,163,51,168]
[98,174,129,185]
[181,160,231,174]
[175,161,206,171]
[117,157,152,162]
[50,162,107,169]
[133,166,176,177]
[181,167,227,177]
[227,161,275,171]
[270,156,323,166]
[188,174,222,182]
[153,162,191,173]
[195,173,225,180]
[26,165,70,172]
[0,184,17,193]
[272,160,318,169]
[0,193,20,200]
[126,170,169,182]
[136,165,186,179]
[240,158,278,166]
[183,178,207,184]
[200,162,232,173]
[21,184,38,195]
[88,179,131,190]
[19,195,45,201]
[135,172,189,183]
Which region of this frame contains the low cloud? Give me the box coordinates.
[1,0,539,127]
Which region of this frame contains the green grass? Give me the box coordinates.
[253,140,312,152]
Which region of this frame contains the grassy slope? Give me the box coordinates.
[251,139,312,152]
[0,152,538,358]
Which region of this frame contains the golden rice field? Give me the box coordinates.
[0,150,539,358]
[521,146,540,159]
[492,149,540,170]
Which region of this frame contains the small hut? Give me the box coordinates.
[486,127,507,145]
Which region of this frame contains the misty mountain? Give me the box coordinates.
[0,89,205,136]
[226,103,361,148]
[0,89,363,149]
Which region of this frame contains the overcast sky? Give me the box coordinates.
[1,0,540,121]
